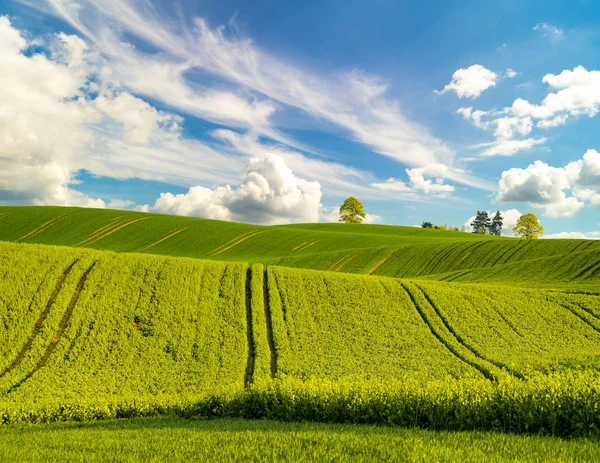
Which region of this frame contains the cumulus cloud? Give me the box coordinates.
[505,69,518,78]
[436,65,498,98]
[145,154,322,224]
[457,107,545,157]
[371,164,458,198]
[497,150,600,217]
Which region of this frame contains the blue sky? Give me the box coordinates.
[2,0,600,237]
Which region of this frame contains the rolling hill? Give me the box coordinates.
[1,206,599,289]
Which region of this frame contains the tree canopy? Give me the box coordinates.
[513,213,544,239]
[339,197,366,224]
[471,211,491,234]
[490,210,503,237]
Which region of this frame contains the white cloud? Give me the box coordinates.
[476,138,547,158]
[436,65,498,98]
[533,23,564,40]
[544,231,600,240]
[494,153,600,217]
[371,164,458,198]
[146,154,322,225]
[511,67,600,123]
[18,1,497,191]
[506,69,518,79]
[536,114,568,129]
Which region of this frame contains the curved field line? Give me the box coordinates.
[424,243,462,275]
[399,283,495,381]
[555,301,600,335]
[80,217,152,247]
[291,241,310,252]
[414,283,524,380]
[8,262,97,393]
[334,253,360,272]
[327,253,354,272]
[443,245,473,272]
[134,227,191,253]
[292,240,320,253]
[293,240,319,253]
[450,251,472,271]
[0,212,10,220]
[22,216,69,241]
[244,267,256,386]
[209,231,257,255]
[211,231,265,256]
[264,270,277,377]
[75,217,132,246]
[573,259,600,280]
[367,248,403,275]
[0,260,78,380]
[16,216,65,241]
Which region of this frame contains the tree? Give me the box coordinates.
[421,222,433,229]
[490,210,503,236]
[339,197,366,224]
[471,211,491,234]
[513,213,544,239]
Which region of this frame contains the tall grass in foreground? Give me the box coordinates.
[2,374,600,437]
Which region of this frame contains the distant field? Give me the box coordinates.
[1,206,599,288]
[2,417,598,463]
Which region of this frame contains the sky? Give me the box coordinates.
[1,0,600,238]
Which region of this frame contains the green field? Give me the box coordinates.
[2,417,599,463]
[1,206,600,458]
[1,206,598,289]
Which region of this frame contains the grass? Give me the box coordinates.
[1,206,599,287]
[1,416,599,462]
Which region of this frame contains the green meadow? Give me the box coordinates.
[1,206,599,460]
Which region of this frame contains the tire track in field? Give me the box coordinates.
[0,212,10,221]
[327,252,356,272]
[133,227,191,253]
[413,283,524,380]
[399,282,495,381]
[16,216,69,242]
[208,230,257,255]
[211,231,265,256]
[291,240,319,253]
[79,217,152,247]
[78,216,130,244]
[8,262,97,393]
[244,267,256,387]
[335,252,360,272]
[263,269,277,377]
[367,248,403,275]
[572,258,600,280]
[0,260,79,380]
[553,299,600,335]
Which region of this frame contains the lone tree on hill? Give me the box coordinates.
[471,211,491,234]
[339,197,366,224]
[490,210,503,236]
[513,213,544,239]
[421,222,433,229]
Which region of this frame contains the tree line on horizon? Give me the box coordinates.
[337,197,545,240]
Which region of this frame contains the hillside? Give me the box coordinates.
[1,206,599,288]
[1,239,600,435]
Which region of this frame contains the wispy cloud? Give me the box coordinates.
[20,0,491,190]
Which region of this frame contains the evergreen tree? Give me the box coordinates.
[490,210,503,236]
[470,211,491,234]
